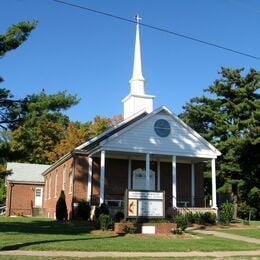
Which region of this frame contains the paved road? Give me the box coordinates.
[0,249,260,258]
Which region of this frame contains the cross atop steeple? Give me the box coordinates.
[135,14,142,24]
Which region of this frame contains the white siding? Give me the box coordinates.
[103,112,217,158]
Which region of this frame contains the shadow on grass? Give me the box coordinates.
[0,235,118,251]
[0,219,95,235]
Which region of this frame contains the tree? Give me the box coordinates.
[180,67,260,218]
[10,90,79,164]
[48,115,123,162]
[0,21,36,129]
[56,190,68,221]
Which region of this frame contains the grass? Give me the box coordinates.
[0,217,260,252]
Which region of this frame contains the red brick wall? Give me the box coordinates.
[105,158,128,200]
[5,182,44,216]
[73,156,88,201]
[43,157,74,219]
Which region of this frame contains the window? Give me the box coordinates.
[48,175,51,199]
[69,169,73,194]
[55,170,58,197]
[62,165,66,191]
[44,178,49,200]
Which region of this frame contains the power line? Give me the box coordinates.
[53,0,260,61]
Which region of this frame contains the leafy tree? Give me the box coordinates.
[48,115,123,161]
[0,21,36,128]
[180,67,260,218]
[10,90,79,164]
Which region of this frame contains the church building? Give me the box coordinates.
[6,16,220,219]
[41,16,220,219]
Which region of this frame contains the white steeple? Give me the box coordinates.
[122,15,155,120]
[129,15,145,95]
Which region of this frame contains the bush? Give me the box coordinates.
[114,211,124,222]
[56,190,68,221]
[98,214,113,231]
[238,202,256,220]
[95,203,109,220]
[124,225,137,234]
[219,202,233,224]
[175,215,188,231]
[171,228,183,235]
[203,212,216,224]
[77,200,91,220]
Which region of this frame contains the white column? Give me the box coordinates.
[172,155,177,207]
[145,153,150,190]
[128,159,132,189]
[191,163,195,207]
[100,150,106,204]
[87,157,93,202]
[157,160,160,191]
[211,159,217,209]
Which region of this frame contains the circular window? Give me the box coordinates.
[154,119,171,137]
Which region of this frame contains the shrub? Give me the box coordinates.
[95,203,109,220]
[114,211,124,222]
[219,202,233,224]
[98,214,113,231]
[56,190,68,221]
[171,228,183,235]
[203,212,216,224]
[175,215,188,231]
[77,200,91,220]
[238,202,256,220]
[124,225,137,234]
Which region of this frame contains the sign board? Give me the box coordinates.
[142,226,155,234]
[125,189,165,218]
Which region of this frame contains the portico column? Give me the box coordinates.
[145,153,150,190]
[87,157,93,202]
[211,158,217,209]
[128,158,132,189]
[100,150,106,204]
[157,160,160,191]
[191,163,195,207]
[172,155,177,207]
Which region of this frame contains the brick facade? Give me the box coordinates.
[27,156,205,219]
[6,182,44,216]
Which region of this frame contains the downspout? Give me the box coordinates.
[8,182,14,216]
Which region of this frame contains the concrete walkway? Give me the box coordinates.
[190,228,260,245]
[0,250,260,258]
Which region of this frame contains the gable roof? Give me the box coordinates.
[99,106,221,158]
[77,106,220,158]
[6,162,50,183]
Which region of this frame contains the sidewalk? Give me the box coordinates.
[189,228,260,245]
[0,249,260,258]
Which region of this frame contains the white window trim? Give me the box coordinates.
[48,176,51,199]
[54,171,58,198]
[69,169,73,195]
[62,165,66,191]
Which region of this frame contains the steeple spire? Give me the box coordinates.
[122,14,155,120]
[129,15,145,95]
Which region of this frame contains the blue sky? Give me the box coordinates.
[1,0,260,122]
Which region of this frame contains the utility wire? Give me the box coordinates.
[53,0,260,61]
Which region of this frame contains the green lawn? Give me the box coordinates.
[0,217,260,252]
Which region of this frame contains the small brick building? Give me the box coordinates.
[5,162,49,216]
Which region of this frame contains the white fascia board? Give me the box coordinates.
[103,146,218,159]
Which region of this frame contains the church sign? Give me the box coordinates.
[125,190,165,218]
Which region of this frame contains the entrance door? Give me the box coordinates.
[35,187,43,207]
[132,168,155,190]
